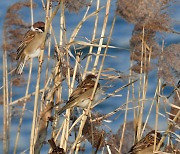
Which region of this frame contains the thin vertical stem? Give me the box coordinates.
[14,1,34,152]
[3,44,9,154]
[70,1,114,152]
[3,15,10,154]
[92,0,109,72]
[136,26,145,141]
[119,69,132,152]
[13,60,33,154]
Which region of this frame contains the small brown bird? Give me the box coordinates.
[128,130,162,154]
[16,21,48,74]
[57,74,101,115]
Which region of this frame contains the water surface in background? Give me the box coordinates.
[0,1,179,153]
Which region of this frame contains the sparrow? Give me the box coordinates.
[57,74,101,115]
[15,21,48,74]
[128,130,162,154]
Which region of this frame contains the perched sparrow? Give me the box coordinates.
[128,130,162,154]
[16,21,48,74]
[57,74,101,115]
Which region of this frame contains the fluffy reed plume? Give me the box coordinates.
[52,0,90,12]
[3,1,36,58]
[116,0,173,73]
[158,44,180,85]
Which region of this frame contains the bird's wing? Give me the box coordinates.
[128,133,154,153]
[16,30,36,60]
[68,80,95,103]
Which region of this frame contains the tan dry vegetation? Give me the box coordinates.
[1,0,180,153]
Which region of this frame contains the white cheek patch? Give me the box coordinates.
[31,26,36,31]
[37,28,43,33]
[31,26,43,33]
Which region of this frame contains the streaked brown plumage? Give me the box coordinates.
[57,74,101,115]
[128,130,162,154]
[16,21,47,74]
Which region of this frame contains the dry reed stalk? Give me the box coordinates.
[44,2,52,86]
[83,0,99,79]
[130,57,137,142]
[30,1,61,153]
[156,110,180,151]
[9,89,45,106]
[154,78,161,152]
[119,64,132,152]
[58,2,69,151]
[3,35,10,154]
[67,6,104,51]
[13,1,34,152]
[139,45,150,137]
[3,0,179,153]
[56,1,103,152]
[70,0,113,152]
[141,87,156,133]
[92,1,108,73]
[140,46,153,134]
[13,59,33,154]
[60,53,81,151]
[136,27,148,141]
[153,41,165,152]
[93,79,138,108]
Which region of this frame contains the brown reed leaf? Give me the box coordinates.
[34,102,54,153]
[0,95,3,105]
[82,117,105,149]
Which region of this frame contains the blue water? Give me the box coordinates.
[0,0,179,153]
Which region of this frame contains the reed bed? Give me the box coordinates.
[1,0,180,153]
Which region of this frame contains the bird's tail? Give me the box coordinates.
[57,105,68,115]
[15,58,26,74]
